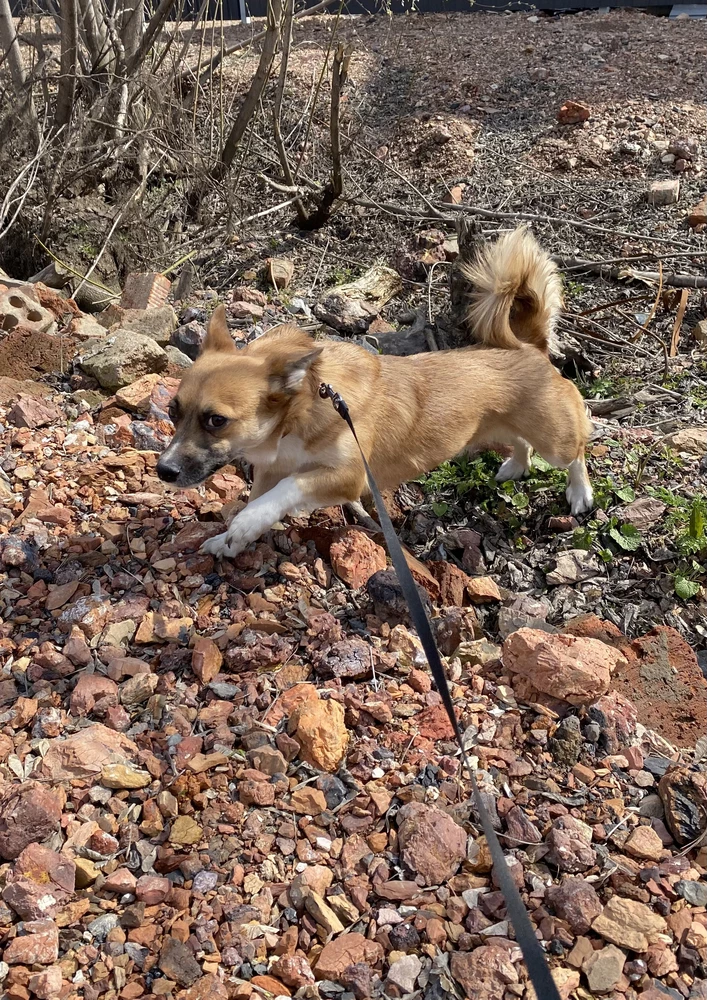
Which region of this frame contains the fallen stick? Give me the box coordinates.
[553,257,707,290]
[670,289,690,358]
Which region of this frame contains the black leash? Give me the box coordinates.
[319,382,561,1000]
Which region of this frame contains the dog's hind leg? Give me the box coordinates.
[565,455,593,515]
[495,438,533,483]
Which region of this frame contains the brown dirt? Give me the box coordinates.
[616,626,707,749]
[1,328,77,381]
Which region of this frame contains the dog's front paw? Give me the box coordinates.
[566,481,594,516]
[200,531,235,559]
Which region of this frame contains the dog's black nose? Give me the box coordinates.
[156,459,180,483]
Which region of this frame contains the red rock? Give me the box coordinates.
[251,976,291,997]
[546,877,602,934]
[330,529,386,590]
[397,802,467,886]
[105,704,131,731]
[315,933,384,981]
[27,966,63,1000]
[232,285,268,307]
[442,185,464,205]
[63,628,92,666]
[376,880,420,901]
[587,690,638,754]
[408,668,432,694]
[230,300,264,320]
[450,944,519,999]
[562,614,635,660]
[70,673,119,716]
[289,698,348,772]
[0,783,62,861]
[624,825,664,862]
[8,396,62,429]
[180,974,229,1000]
[414,703,454,740]
[429,560,469,607]
[265,258,295,290]
[465,576,501,603]
[545,816,595,873]
[136,875,171,904]
[503,628,626,706]
[239,779,276,807]
[3,918,59,964]
[115,373,164,413]
[103,868,137,894]
[121,272,171,310]
[547,515,578,532]
[271,955,316,988]
[290,787,327,815]
[39,724,139,781]
[557,100,591,124]
[191,637,223,684]
[2,845,75,920]
[688,195,707,229]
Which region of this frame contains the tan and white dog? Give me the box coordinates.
[157,227,593,559]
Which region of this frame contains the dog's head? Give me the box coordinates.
[156,306,321,487]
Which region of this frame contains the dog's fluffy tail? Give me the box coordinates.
[461,227,562,353]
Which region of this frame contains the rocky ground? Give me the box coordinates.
[0,233,707,1000]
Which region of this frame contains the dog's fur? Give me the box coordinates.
[157,227,593,559]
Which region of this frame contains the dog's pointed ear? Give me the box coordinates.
[202,305,235,354]
[270,345,323,395]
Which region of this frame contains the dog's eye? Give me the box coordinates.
[205,414,228,430]
[168,400,179,421]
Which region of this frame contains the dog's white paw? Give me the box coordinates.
[496,457,530,483]
[566,481,594,516]
[200,532,236,559]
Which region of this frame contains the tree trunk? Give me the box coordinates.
[217,0,281,173]
[78,0,114,75]
[125,0,178,76]
[0,0,27,92]
[120,0,144,69]
[55,0,79,125]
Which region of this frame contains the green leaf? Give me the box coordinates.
[608,524,642,552]
[533,456,553,473]
[510,492,529,510]
[689,500,706,540]
[431,502,448,517]
[675,576,701,600]
[615,486,636,503]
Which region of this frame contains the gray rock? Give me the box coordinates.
[170,320,205,360]
[677,880,707,907]
[387,955,422,994]
[87,913,121,940]
[101,305,177,345]
[79,331,168,389]
[164,345,192,369]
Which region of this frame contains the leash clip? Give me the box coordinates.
[318,382,350,420]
